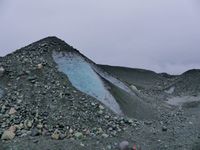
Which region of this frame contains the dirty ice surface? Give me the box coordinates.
[92,65,134,95]
[167,95,200,106]
[52,51,122,114]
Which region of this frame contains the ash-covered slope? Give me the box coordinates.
[0,37,200,150]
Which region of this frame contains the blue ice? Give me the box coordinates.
[52,51,122,114]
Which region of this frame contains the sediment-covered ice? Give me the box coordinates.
[92,65,134,95]
[52,51,122,114]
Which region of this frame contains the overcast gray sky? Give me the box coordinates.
[0,0,200,74]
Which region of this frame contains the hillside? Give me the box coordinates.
[0,37,200,150]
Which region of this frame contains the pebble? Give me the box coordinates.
[99,105,104,110]
[37,64,43,69]
[74,132,83,139]
[8,107,17,115]
[8,125,17,133]
[51,131,60,140]
[36,123,43,129]
[119,141,129,150]
[27,121,33,128]
[102,133,109,138]
[31,128,40,136]
[162,126,167,132]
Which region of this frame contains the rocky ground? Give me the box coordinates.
[0,37,200,150]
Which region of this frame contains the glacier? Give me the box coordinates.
[52,51,122,114]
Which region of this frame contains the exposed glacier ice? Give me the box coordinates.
[52,51,122,114]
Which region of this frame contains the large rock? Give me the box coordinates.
[1,130,15,140]
[119,141,129,150]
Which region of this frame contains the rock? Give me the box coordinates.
[130,85,139,92]
[144,121,152,125]
[8,126,17,133]
[33,139,39,143]
[36,123,43,129]
[8,107,17,115]
[69,128,73,134]
[119,141,129,150]
[107,145,112,149]
[37,64,43,69]
[102,133,109,138]
[59,133,66,140]
[51,130,60,140]
[1,130,15,140]
[162,126,167,132]
[74,132,83,139]
[27,121,33,128]
[80,143,85,147]
[0,66,5,77]
[98,110,103,115]
[99,105,104,110]
[31,128,40,136]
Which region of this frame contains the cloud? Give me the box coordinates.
[0,0,200,74]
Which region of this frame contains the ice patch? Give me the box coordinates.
[52,51,122,114]
[167,96,200,106]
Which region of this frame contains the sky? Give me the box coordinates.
[0,0,200,74]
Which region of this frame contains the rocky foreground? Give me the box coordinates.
[0,37,200,150]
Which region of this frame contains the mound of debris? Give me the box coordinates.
[0,37,200,150]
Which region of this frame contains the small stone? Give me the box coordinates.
[102,133,109,138]
[36,123,43,129]
[119,141,129,150]
[144,121,152,125]
[98,110,103,115]
[99,105,104,110]
[51,131,60,140]
[162,126,167,132]
[27,121,33,128]
[91,102,95,106]
[8,126,17,133]
[33,139,39,143]
[107,145,112,149]
[31,128,40,136]
[69,128,73,134]
[80,143,85,147]
[1,130,15,140]
[8,107,17,115]
[74,132,83,139]
[37,64,43,69]
[104,115,110,119]
[59,133,66,140]
[97,128,103,134]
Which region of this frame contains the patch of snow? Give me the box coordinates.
[165,86,175,94]
[167,96,200,106]
[52,51,122,114]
